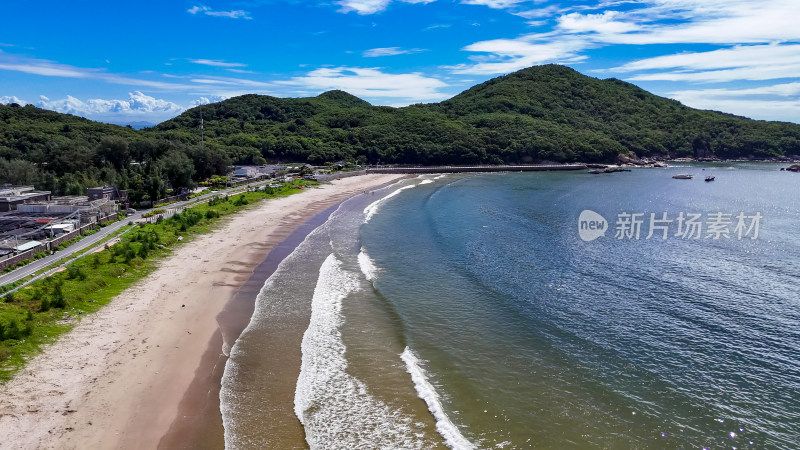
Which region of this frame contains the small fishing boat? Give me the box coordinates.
[705,176,715,182]
[672,174,693,179]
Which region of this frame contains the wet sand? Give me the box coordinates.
[158,202,342,450]
[0,174,405,450]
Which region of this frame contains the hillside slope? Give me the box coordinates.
[2,65,800,198]
[153,65,800,164]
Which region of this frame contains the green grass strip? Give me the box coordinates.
[0,181,315,382]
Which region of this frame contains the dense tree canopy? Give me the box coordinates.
[1,65,799,202]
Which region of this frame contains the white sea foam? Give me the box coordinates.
[220,218,331,449]
[295,254,426,449]
[434,174,448,180]
[363,184,415,223]
[419,179,434,185]
[358,247,380,282]
[401,347,476,450]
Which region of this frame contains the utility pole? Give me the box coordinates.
[200,108,204,145]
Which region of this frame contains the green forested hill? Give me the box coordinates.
[429,65,800,161]
[2,65,799,201]
[0,103,225,203]
[153,65,800,164]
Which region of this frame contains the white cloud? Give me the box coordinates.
[614,44,800,72]
[190,59,247,68]
[545,0,800,46]
[337,0,391,14]
[668,84,800,123]
[190,78,239,85]
[188,75,272,88]
[629,64,800,83]
[449,0,800,77]
[672,82,800,99]
[187,5,252,19]
[0,95,26,105]
[206,10,251,19]
[0,53,197,91]
[623,0,800,45]
[36,91,183,117]
[190,95,228,106]
[278,67,450,104]
[336,0,435,14]
[0,52,276,97]
[336,0,544,14]
[461,0,527,9]
[0,61,92,78]
[2,92,237,124]
[226,68,256,74]
[423,23,452,31]
[557,11,640,34]
[514,6,562,20]
[363,47,425,57]
[610,44,800,83]
[444,37,590,74]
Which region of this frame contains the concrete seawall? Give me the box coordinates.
[366,164,587,174]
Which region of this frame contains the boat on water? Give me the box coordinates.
[705,176,715,182]
[672,174,693,179]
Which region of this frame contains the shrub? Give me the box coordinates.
[4,319,23,341]
[67,265,84,280]
[233,195,249,206]
[52,283,67,309]
[208,196,229,207]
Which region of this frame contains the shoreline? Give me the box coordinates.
[157,201,346,449]
[0,174,406,449]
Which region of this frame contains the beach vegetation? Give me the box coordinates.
[0,180,314,381]
[141,208,166,219]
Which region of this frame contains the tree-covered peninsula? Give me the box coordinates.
[2,65,799,200]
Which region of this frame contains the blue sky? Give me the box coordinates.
[1,0,799,125]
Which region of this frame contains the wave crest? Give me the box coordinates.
[401,347,475,450]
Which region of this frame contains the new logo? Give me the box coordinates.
[578,210,608,242]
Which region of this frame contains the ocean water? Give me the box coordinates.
[223,163,800,449]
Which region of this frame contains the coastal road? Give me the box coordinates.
[0,212,145,288]
[0,179,273,293]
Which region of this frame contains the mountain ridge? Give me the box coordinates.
[1,64,799,198]
[153,64,800,164]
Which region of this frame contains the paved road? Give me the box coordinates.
[0,179,270,290]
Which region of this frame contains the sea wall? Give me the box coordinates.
[366,164,586,174]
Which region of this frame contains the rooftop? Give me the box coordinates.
[0,185,51,202]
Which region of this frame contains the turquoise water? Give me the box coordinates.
[223,164,800,449]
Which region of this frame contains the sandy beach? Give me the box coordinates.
[0,174,404,450]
